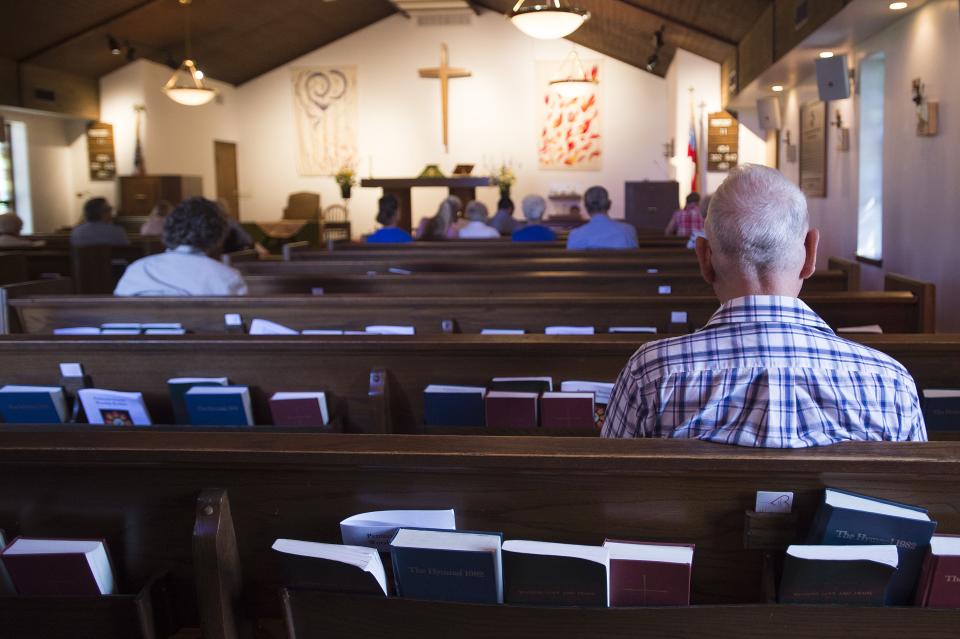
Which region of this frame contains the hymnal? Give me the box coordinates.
[502,540,609,606]
[100,328,142,335]
[608,327,657,334]
[540,392,595,431]
[167,377,230,425]
[603,540,693,606]
[301,329,344,335]
[836,324,884,334]
[545,326,595,335]
[53,327,101,335]
[249,319,299,335]
[561,381,615,428]
[779,544,898,605]
[269,392,329,427]
[490,377,552,393]
[271,539,387,596]
[341,509,456,552]
[144,328,186,335]
[390,528,503,604]
[423,385,486,427]
[922,389,960,431]
[101,323,142,330]
[0,385,69,424]
[78,389,152,426]
[1,537,116,596]
[806,488,937,604]
[480,329,525,335]
[364,325,416,335]
[185,386,254,427]
[485,391,538,429]
[914,534,960,607]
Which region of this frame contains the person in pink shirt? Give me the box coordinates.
[665,192,704,237]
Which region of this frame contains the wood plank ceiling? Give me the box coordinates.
[1,0,772,85]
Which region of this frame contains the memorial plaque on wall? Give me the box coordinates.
[86,122,116,181]
[707,111,739,172]
[799,101,827,197]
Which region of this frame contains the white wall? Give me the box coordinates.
[236,13,668,235]
[777,0,960,330]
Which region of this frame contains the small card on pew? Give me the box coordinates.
[485,391,538,429]
[914,534,960,608]
[490,377,553,393]
[561,381,615,429]
[390,528,503,604]
[779,544,898,605]
[168,377,230,425]
[609,327,657,334]
[0,537,116,596]
[269,392,329,427]
[271,539,387,596]
[481,329,525,335]
[365,325,416,335]
[921,390,960,431]
[423,385,486,427]
[502,540,608,606]
[603,540,694,606]
[545,326,595,335]
[53,327,101,335]
[78,389,152,426]
[540,392,595,431]
[249,319,299,335]
[0,385,69,424]
[340,509,456,552]
[185,386,254,427]
[806,488,937,605]
[836,324,884,334]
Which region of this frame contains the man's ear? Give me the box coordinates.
[799,228,820,280]
[695,236,716,284]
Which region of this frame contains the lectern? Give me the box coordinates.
[361,177,493,232]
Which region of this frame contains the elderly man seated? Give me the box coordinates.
[602,164,926,446]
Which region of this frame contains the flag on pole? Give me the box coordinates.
[133,106,146,176]
[687,103,698,193]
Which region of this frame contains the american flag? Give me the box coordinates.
[133,107,146,176]
[687,103,698,193]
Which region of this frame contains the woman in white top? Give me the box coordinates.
[456,200,500,239]
[114,197,248,296]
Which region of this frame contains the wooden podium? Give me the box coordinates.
[361,177,493,232]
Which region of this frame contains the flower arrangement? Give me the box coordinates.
[334,164,357,200]
[492,164,516,189]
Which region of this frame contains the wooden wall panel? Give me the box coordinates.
[18,64,99,121]
[737,4,774,91]
[774,0,847,60]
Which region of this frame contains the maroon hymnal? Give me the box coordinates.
[915,534,960,608]
[269,392,329,427]
[604,539,694,606]
[540,392,595,431]
[1,537,116,596]
[484,391,538,429]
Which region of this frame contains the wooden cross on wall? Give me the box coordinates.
[419,43,471,153]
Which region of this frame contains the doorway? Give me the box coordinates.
[214,140,239,220]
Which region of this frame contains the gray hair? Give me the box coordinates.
[464,200,489,222]
[0,212,23,235]
[521,195,546,222]
[706,164,808,273]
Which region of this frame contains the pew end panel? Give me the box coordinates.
[826,256,861,291]
[282,242,311,261]
[221,250,260,267]
[885,273,936,333]
[0,277,74,334]
[0,252,29,285]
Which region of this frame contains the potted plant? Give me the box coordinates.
[334,165,357,201]
[492,163,516,199]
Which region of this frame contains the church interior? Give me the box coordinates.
[0,1,958,637]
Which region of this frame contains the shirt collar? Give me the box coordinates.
[589,213,611,222]
[702,295,834,333]
[167,245,205,256]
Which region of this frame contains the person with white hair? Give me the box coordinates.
[0,212,38,247]
[512,195,556,242]
[456,200,500,239]
[603,164,925,447]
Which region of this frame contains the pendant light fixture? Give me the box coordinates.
[510,0,590,40]
[549,49,597,98]
[163,0,216,106]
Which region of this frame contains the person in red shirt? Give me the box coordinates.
[665,192,704,237]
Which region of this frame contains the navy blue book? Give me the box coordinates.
[0,386,68,424]
[922,390,960,431]
[390,528,503,604]
[502,540,609,606]
[168,377,229,425]
[779,544,898,605]
[806,488,937,604]
[184,386,253,427]
[423,385,486,427]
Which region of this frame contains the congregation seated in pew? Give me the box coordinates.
[69,197,130,247]
[0,212,41,248]
[566,186,639,250]
[457,200,500,239]
[414,195,462,240]
[664,192,704,238]
[139,200,174,236]
[512,194,557,242]
[114,196,248,296]
[489,196,518,236]
[604,164,926,446]
[366,194,412,244]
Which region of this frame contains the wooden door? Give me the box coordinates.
[214,141,239,219]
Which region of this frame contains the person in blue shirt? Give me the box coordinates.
[366,194,413,244]
[566,186,638,250]
[512,195,557,242]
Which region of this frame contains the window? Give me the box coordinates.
[856,53,885,264]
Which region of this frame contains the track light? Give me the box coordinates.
[652,25,665,49]
[645,53,659,72]
[108,36,122,55]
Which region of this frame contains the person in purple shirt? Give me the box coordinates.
[565,186,638,250]
[512,195,556,242]
[366,194,412,244]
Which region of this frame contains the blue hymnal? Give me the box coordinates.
[390,528,503,604]
[168,377,229,425]
[806,488,937,605]
[184,386,253,427]
[922,390,960,431]
[0,386,68,424]
[423,385,486,427]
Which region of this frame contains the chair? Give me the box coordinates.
[282,192,320,220]
[321,204,351,243]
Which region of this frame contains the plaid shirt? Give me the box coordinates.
[668,205,704,237]
[602,296,927,447]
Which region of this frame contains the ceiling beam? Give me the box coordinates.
[613,0,738,47]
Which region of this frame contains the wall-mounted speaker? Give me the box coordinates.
[816,54,850,101]
[757,96,782,130]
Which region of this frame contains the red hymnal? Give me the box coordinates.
[915,534,960,608]
[540,392,595,431]
[484,391,538,429]
[603,539,694,606]
[269,392,329,427]
[1,537,116,596]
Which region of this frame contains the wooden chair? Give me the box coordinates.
[282,193,320,221]
[320,204,351,243]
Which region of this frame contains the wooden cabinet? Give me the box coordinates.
[624,180,679,232]
[118,175,202,217]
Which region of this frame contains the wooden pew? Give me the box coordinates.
[71,243,164,294]
[316,235,691,250]
[286,244,696,262]
[0,252,28,285]
[0,334,954,434]
[0,277,74,334]
[1,432,959,638]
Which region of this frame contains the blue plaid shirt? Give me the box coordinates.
[602,296,927,447]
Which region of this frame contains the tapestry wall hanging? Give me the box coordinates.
[536,60,602,170]
[291,66,358,176]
